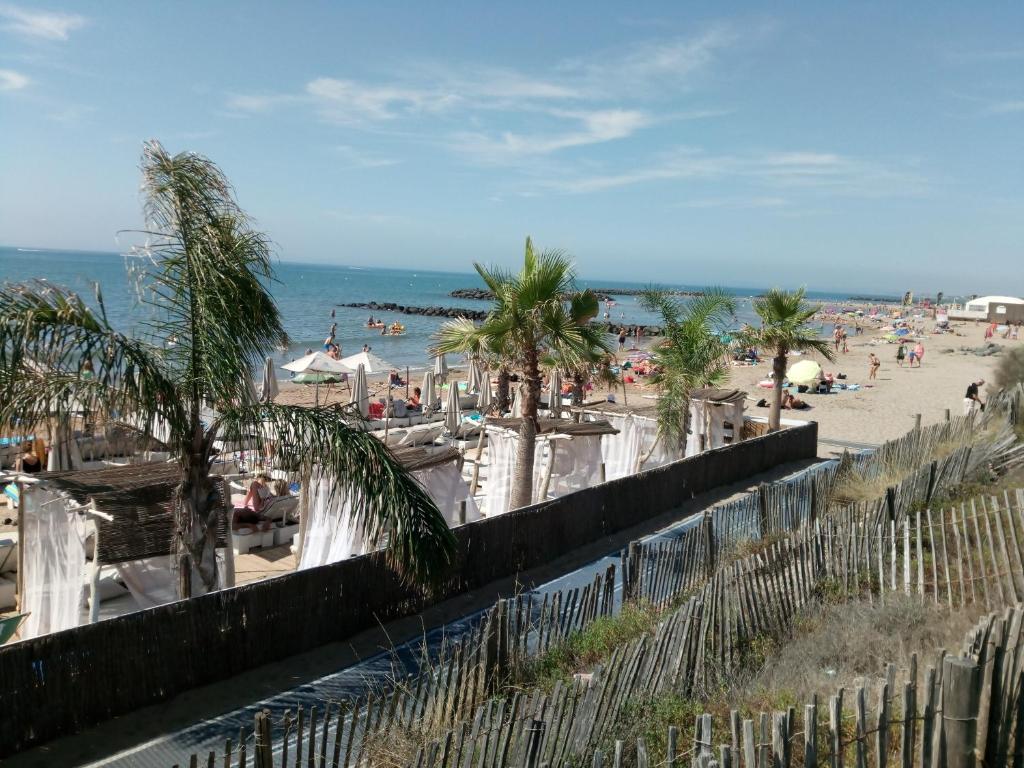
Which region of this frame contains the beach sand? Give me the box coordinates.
[273,323,1018,459]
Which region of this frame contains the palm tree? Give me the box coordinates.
[433,238,609,509]
[0,141,454,596]
[741,287,834,431]
[639,289,737,455]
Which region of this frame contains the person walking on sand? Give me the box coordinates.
[913,342,925,367]
[896,342,907,367]
[868,353,881,380]
[841,328,849,353]
[964,379,985,415]
[833,326,842,353]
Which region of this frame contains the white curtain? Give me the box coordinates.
[601,413,679,480]
[483,428,516,516]
[413,463,482,527]
[546,435,604,498]
[20,487,89,639]
[298,472,366,570]
[116,550,231,609]
[686,402,707,456]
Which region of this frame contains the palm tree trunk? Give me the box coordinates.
[496,367,511,413]
[177,427,218,597]
[769,352,787,432]
[571,372,584,422]
[510,350,542,509]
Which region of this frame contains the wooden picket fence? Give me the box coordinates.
[167,393,1024,768]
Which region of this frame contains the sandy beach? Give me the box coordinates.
[273,320,1018,459]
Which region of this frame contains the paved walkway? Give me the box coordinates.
[6,459,821,768]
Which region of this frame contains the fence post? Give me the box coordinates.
[757,484,770,539]
[524,719,546,768]
[914,413,922,431]
[703,511,716,578]
[253,710,273,768]
[945,408,951,422]
[926,461,938,506]
[940,656,981,768]
[886,487,896,522]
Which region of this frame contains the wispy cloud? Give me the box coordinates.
[0,3,85,41]
[985,100,1024,115]
[225,26,735,155]
[0,68,28,90]
[537,147,928,197]
[332,145,400,168]
[453,109,651,162]
[674,196,789,209]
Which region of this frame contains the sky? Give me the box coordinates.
[0,2,1022,295]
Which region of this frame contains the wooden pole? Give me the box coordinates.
[914,413,922,431]
[88,509,101,624]
[538,437,559,502]
[940,656,981,768]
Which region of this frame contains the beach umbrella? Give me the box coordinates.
[466,360,481,393]
[477,374,493,413]
[350,364,369,418]
[339,350,396,375]
[895,328,911,337]
[281,351,349,376]
[547,369,562,417]
[786,360,822,387]
[444,382,461,435]
[433,354,449,385]
[47,418,83,471]
[258,356,279,403]
[421,371,437,412]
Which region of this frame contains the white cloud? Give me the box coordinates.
[0,3,85,41]
[453,109,650,162]
[537,148,927,197]
[0,68,28,90]
[305,77,458,124]
[332,145,400,168]
[675,196,789,209]
[985,100,1024,115]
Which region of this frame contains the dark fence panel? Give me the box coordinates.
[0,422,816,756]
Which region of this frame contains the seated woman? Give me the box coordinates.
[234,474,274,528]
[16,448,42,474]
[408,386,422,409]
[388,370,404,387]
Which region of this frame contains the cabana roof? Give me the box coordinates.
[484,417,620,437]
[690,388,747,405]
[392,446,462,471]
[25,462,229,565]
[576,400,661,418]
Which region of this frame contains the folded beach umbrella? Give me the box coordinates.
[786,360,822,387]
[547,369,562,417]
[466,360,481,393]
[421,371,437,411]
[444,382,461,434]
[258,356,279,403]
[350,364,369,418]
[510,384,524,417]
[433,353,449,385]
[477,374,493,412]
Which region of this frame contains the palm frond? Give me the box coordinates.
[216,404,456,583]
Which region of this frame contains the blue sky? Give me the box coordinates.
[0,2,1021,294]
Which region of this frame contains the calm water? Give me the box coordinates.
[0,246,879,371]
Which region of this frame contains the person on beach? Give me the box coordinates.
[617,328,627,353]
[964,379,985,415]
[840,327,849,353]
[241,474,274,515]
[913,342,924,367]
[409,387,422,409]
[896,342,907,367]
[833,326,842,353]
[16,447,41,474]
[868,353,880,380]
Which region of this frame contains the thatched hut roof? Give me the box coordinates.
[30,462,228,564]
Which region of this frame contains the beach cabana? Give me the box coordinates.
[686,388,747,455]
[582,403,682,481]
[296,446,480,569]
[14,463,233,640]
[481,418,618,517]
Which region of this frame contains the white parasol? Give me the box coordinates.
[258,356,279,403]
[350,364,369,417]
[466,360,481,393]
[421,371,437,412]
[444,382,461,434]
[433,353,449,385]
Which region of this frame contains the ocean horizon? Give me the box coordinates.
[1,245,902,371]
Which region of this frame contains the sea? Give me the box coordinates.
[0,246,893,373]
